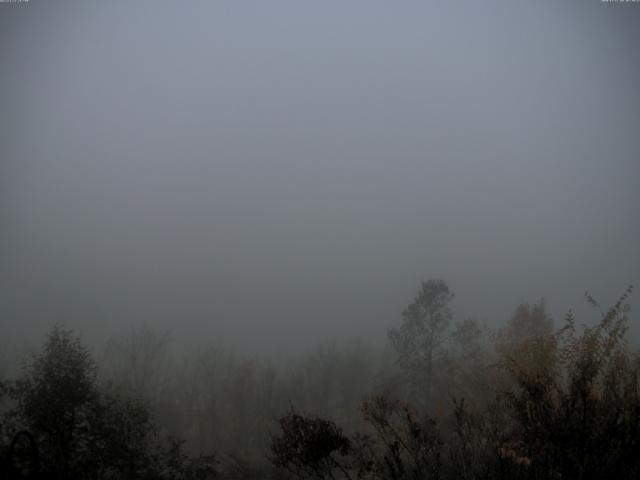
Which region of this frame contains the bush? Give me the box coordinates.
[271,410,352,479]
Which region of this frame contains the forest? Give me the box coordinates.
[1,280,637,479]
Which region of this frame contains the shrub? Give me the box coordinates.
[270,410,352,479]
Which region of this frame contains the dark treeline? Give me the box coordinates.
[0,280,637,479]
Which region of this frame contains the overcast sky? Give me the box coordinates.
[1,0,639,354]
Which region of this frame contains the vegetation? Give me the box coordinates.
[1,282,637,479]
[271,284,639,480]
[0,326,217,479]
[388,279,454,407]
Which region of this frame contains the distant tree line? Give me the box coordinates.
[0,280,637,479]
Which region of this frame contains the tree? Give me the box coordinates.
[102,324,174,405]
[495,300,554,383]
[495,286,640,480]
[388,279,454,406]
[1,325,217,479]
[447,318,493,404]
[7,326,101,478]
[497,300,553,349]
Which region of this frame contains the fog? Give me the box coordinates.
[1,0,639,355]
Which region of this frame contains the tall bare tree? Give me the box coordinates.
[388,279,454,406]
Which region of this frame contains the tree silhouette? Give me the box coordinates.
[388,279,454,405]
[1,325,217,480]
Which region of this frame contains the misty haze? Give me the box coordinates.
[1,1,639,479]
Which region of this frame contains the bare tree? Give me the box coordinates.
[388,279,454,406]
